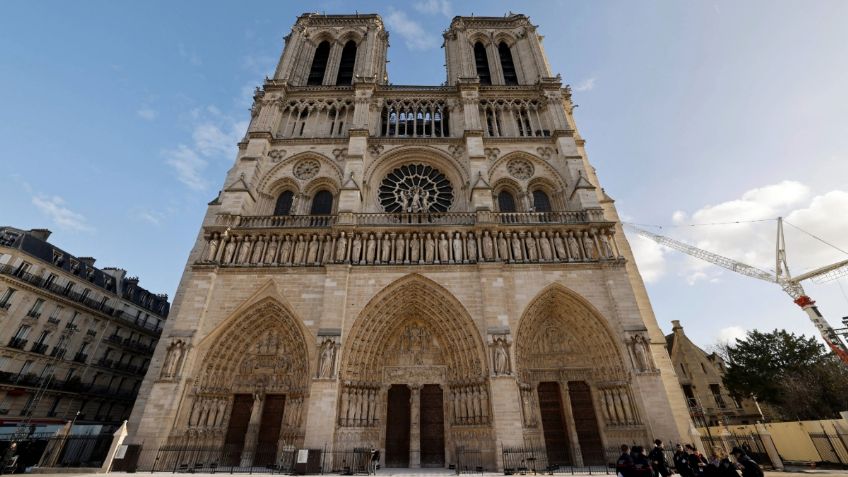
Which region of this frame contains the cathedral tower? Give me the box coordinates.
[126,13,696,471]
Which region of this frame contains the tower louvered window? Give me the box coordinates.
[274,191,294,216]
[498,191,517,212]
[474,42,491,85]
[499,42,518,85]
[336,40,357,85]
[307,41,331,85]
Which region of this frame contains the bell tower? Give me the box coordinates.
[443,14,553,86]
[273,13,389,86]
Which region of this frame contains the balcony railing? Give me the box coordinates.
[354,212,476,226]
[47,316,61,325]
[0,264,164,335]
[50,348,67,359]
[8,338,28,350]
[73,352,88,364]
[25,310,41,319]
[31,343,48,354]
[218,214,336,229]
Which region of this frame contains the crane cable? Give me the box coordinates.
[783,220,848,256]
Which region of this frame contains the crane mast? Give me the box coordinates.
[625,220,848,365]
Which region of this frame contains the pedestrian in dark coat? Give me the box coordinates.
[648,440,670,477]
[617,444,634,477]
[730,448,763,477]
[631,446,654,477]
[674,444,695,477]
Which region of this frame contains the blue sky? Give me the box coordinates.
[2,0,847,349]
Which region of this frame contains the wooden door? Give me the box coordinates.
[538,382,571,466]
[255,394,286,466]
[385,385,411,467]
[568,381,604,465]
[419,384,445,467]
[223,394,253,465]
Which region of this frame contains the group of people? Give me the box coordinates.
[616,440,764,477]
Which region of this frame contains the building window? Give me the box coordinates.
[474,42,492,85]
[14,261,32,277]
[532,190,552,212]
[48,396,61,416]
[49,305,64,319]
[498,42,518,85]
[19,360,33,376]
[310,190,334,215]
[274,191,294,216]
[0,288,15,309]
[307,41,331,85]
[497,191,517,212]
[80,288,90,300]
[13,325,31,340]
[52,250,64,266]
[336,40,357,85]
[0,356,8,372]
[45,273,58,288]
[710,384,726,409]
[62,281,74,295]
[27,298,45,318]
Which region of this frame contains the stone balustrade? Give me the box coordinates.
[198,217,622,268]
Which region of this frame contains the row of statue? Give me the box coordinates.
[448,383,491,426]
[338,385,380,427]
[599,385,641,426]
[187,395,230,430]
[202,227,620,266]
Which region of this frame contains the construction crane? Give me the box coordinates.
[625,218,848,365]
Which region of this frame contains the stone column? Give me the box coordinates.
[559,382,583,467]
[409,384,421,468]
[754,422,784,470]
[240,393,265,467]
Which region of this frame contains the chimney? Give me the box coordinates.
[672,320,684,333]
[78,257,96,268]
[29,229,52,241]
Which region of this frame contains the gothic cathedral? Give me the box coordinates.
[127,13,696,470]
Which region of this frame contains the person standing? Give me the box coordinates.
[686,444,707,476]
[617,444,634,477]
[631,446,654,477]
[674,444,694,477]
[648,439,670,477]
[731,447,763,477]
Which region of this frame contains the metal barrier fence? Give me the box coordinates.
[502,445,612,475]
[700,432,775,468]
[454,447,483,474]
[809,432,848,467]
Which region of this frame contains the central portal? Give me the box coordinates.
[385,385,411,467]
[419,384,445,467]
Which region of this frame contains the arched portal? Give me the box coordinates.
[515,285,645,467]
[174,299,310,467]
[338,274,492,468]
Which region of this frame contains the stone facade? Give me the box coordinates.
[126,13,697,470]
[665,320,769,426]
[0,227,168,431]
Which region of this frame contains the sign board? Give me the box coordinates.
[115,444,128,459]
[297,449,309,464]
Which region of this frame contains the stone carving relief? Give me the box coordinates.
[268,149,287,162]
[317,336,340,379]
[598,384,642,426]
[536,146,555,161]
[293,158,320,180]
[627,333,656,373]
[488,330,512,376]
[518,383,538,428]
[507,158,534,180]
[338,383,381,427]
[368,144,385,157]
[447,144,464,158]
[484,147,500,162]
[448,381,491,425]
[160,339,189,380]
[332,148,348,162]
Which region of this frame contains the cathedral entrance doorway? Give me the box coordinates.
[420,384,445,467]
[385,385,411,467]
[538,382,571,466]
[568,382,604,465]
[223,394,253,465]
[256,394,287,466]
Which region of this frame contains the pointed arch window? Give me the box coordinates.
[274,191,294,216]
[499,42,518,85]
[336,40,357,85]
[474,42,492,85]
[497,191,517,212]
[307,41,331,85]
[310,190,334,215]
[532,190,552,212]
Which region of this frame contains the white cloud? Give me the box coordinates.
[641,180,848,285]
[137,107,157,121]
[628,231,668,283]
[572,77,596,92]
[133,208,163,226]
[32,195,93,232]
[385,10,440,51]
[413,0,452,17]
[165,145,208,191]
[717,326,747,344]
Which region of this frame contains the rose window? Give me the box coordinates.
[378,164,453,213]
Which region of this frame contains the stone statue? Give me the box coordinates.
[205,234,219,262]
[410,233,420,263]
[497,232,509,261]
[632,335,653,372]
[510,233,524,261]
[600,231,615,258]
[493,339,510,375]
[466,232,478,262]
[321,235,333,264]
[567,232,581,261]
[582,231,597,260]
[307,234,319,264]
[452,232,463,263]
[335,232,348,262]
[223,238,236,264]
[539,231,553,261]
[525,232,538,261]
[251,236,265,264]
[277,236,291,264]
[394,233,405,263]
[237,237,252,264]
[366,233,376,263]
[318,340,335,378]
[350,234,362,263]
[553,232,566,260]
[424,233,435,263]
[482,231,494,260]
[293,235,306,264]
[264,236,278,263]
[380,233,391,263]
[438,233,450,263]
